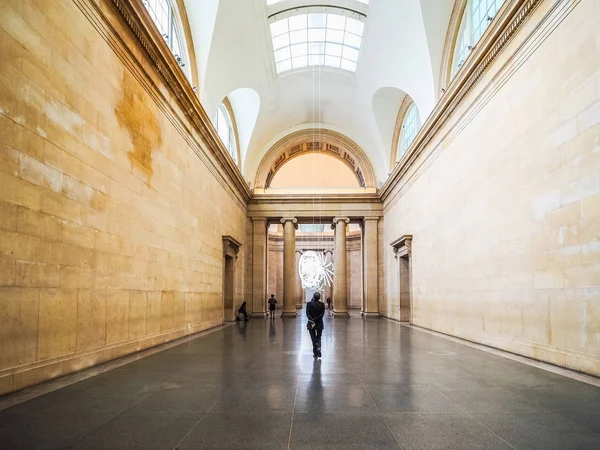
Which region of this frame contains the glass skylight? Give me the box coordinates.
[267,0,369,4]
[270,13,365,74]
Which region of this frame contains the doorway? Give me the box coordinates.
[223,254,235,322]
[391,234,413,323]
[399,254,411,322]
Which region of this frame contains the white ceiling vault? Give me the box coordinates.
[183,0,454,187]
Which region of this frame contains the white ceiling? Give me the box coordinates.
[183,0,454,186]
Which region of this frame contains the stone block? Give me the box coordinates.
[0,287,39,368]
[0,144,19,176]
[128,291,147,338]
[41,189,81,224]
[0,201,18,231]
[17,206,62,240]
[106,290,130,344]
[161,291,175,331]
[76,289,106,351]
[18,152,63,193]
[38,288,77,360]
[60,265,94,289]
[146,291,162,334]
[16,260,60,288]
[0,256,16,286]
[0,170,42,210]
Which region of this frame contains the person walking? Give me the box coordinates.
[268,294,278,320]
[326,297,331,309]
[306,292,325,358]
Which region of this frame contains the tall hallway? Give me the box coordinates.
[1,312,600,450]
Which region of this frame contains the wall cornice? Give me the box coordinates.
[379,0,543,202]
[75,0,251,206]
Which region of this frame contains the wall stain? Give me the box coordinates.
[114,69,162,184]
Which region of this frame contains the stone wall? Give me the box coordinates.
[382,0,600,376]
[0,0,247,394]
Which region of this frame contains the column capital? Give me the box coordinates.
[280,217,298,230]
[332,217,350,225]
[251,217,268,223]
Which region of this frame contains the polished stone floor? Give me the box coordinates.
[1,311,600,449]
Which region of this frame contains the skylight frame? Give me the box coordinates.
[268,6,367,75]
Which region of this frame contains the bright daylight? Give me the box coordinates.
[0,0,599,449]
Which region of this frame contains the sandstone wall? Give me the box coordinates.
[0,0,247,394]
[382,0,600,375]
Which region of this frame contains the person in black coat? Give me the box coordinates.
[306,292,325,358]
[238,301,248,321]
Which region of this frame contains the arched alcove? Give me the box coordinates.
[269,153,360,190]
[254,129,377,193]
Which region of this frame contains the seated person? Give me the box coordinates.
[238,301,249,321]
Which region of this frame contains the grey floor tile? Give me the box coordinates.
[365,385,460,412]
[383,412,514,450]
[297,372,363,386]
[441,387,546,413]
[473,412,600,449]
[555,411,600,434]
[290,413,399,449]
[0,408,117,450]
[294,384,378,413]
[210,387,296,412]
[177,412,291,449]
[70,410,203,449]
[132,387,218,412]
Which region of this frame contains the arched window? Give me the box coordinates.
[453,0,506,75]
[214,104,237,163]
[397,103,421,162]
[142,0,190,79]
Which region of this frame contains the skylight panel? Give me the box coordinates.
[270,12,365,74]
[267,0,369,4]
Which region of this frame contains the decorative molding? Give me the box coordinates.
[254,129,377,191]
[223,235,242,259]
[380,0,543,202]
[391,234,413,258]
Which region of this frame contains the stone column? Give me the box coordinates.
[280,217,298,318]
[361,217,379,318]
[251,218,268,317]
[295,250,303,309]
[324,250,334,305]
[332,217,350,317]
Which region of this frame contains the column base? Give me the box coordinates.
[250,312,267,318]
[361,311,380,318]
[280,311,298,318]
[332,310,350,318]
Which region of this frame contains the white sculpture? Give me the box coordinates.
[298,251,334,291]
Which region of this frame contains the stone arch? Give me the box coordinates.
[254,129,377,191]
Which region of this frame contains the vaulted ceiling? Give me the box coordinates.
[183,0,455,187]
